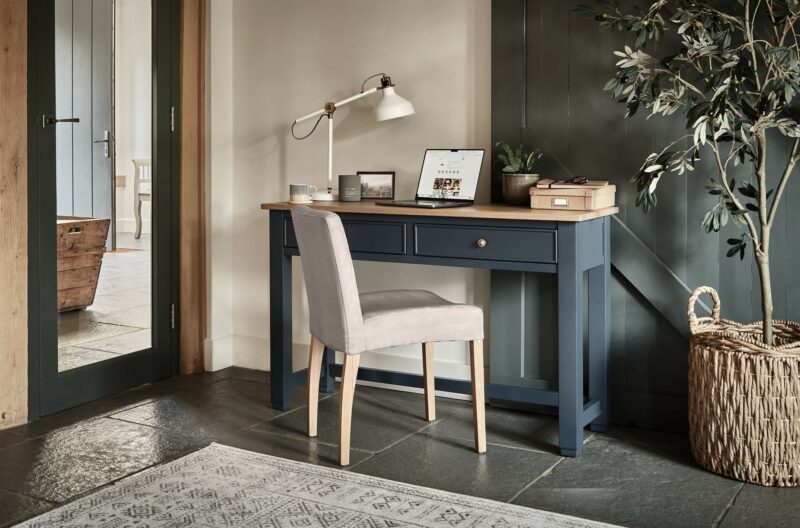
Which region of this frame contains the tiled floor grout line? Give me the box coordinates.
[506,457,567,504]
[0,485,58,507]
[346,420,441,471]
[710,482,744,528]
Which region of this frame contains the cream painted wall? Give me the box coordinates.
[205,0,236,370]
[207,0,492,383]
[114,0,151,236]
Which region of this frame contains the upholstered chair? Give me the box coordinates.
[290,205,486,465]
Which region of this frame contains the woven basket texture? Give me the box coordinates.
[688,286,800,487]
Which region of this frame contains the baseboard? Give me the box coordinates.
[116,217,152,235]
[204,335,234,371]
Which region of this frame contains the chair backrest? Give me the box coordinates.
[290,206,365,354]
[132,159,152,195]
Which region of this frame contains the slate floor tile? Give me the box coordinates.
[0,489,53,528]
[351,429,561,502]
[0,430,23,450]
[254,385,464,453]
[0,418,206,503]
[513,431,742,528]
[429,404,589,455]
[5,383,172,441]
[79,328,152,355]
[719,506,800,528]
[110,378,308,440]
[215,427,372,468]
[57,320,139,349]
[58,347,120,372]
[733,483,800,518]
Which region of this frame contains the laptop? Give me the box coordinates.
[383,149,484,208]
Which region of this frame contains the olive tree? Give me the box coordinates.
[584,0,800,345]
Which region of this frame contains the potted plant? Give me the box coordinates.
[585,0,800,486]
[495,142,543,205]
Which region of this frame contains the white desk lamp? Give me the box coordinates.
[291,73,415,201]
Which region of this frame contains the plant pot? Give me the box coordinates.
[688,286,800,486]
[502,173,540,206]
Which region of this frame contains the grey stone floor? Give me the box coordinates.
[0,368,797,527]
[57,233,152,372]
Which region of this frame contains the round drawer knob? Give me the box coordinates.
[477,238,487,248]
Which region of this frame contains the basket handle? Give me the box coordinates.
[688,286,721,333]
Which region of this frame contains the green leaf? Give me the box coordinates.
[738,183,758,198]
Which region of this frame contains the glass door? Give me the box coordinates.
[29,0,180,416]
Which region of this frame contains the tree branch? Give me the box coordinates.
[711,135,762,251]
[767,137,800,225]
[756,132,769,228]
[745,0,764,91]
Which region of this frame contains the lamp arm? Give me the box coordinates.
[294,108,326,124]
[293,86,380,125]
[332,86,379,108]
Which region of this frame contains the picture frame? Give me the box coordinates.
[357,171,395,200]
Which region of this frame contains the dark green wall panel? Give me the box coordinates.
[491,0,800,432]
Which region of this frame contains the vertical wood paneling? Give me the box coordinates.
[0,0,28,429]
[72,0,93,216]
[179,0,206,374]
[91,0,113,224]
[492,0,800,431]
[55,0,74,214]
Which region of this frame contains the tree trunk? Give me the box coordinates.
[756,253,774,346]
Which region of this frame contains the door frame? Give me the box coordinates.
[27,0,182,418]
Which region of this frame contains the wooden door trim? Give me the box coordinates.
[0,0,28,429]
[179,0,206,374]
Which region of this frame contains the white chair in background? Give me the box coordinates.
[132,159,152,239]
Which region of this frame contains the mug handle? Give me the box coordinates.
[309,185,317,194]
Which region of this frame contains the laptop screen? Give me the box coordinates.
[416,149,484,200]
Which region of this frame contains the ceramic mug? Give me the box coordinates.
[289,183,317,203]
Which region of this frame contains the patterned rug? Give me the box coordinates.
[17,443,620,527]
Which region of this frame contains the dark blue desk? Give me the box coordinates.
[262,201,616,456]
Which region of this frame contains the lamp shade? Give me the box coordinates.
[374,86,415,122]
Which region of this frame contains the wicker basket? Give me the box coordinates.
[688,286,800,486]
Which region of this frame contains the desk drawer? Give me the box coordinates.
[284,218,407,255]
[415,224,556,263]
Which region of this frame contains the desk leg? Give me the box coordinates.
[270,211,293,410]
[558,222,584,457]
[588,217,610,432]
[320,347,335,393]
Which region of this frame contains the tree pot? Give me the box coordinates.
[688,286,800,486]
[502,173,540,206]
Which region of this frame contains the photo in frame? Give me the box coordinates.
[358,171,395,200]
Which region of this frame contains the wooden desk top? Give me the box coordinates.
[261,201,618,222]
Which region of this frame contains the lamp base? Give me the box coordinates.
[312,190,338,202]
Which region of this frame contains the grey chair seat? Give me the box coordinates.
[361,289,483,351]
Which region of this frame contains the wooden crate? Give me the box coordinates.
[530,179,616,211]
[56,216,110,311]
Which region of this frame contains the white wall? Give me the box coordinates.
[114,0,151,235]
[205,0,236,370]
[206,0,492,383]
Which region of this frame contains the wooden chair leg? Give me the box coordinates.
[339,353,361,466]
[307,336,325,437]
[422,342,436,421]
[470,340,487,454]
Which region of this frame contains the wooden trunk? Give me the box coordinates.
[56,216,110,311]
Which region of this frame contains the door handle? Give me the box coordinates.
[41,114,80,128]
[93,130,111,158]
